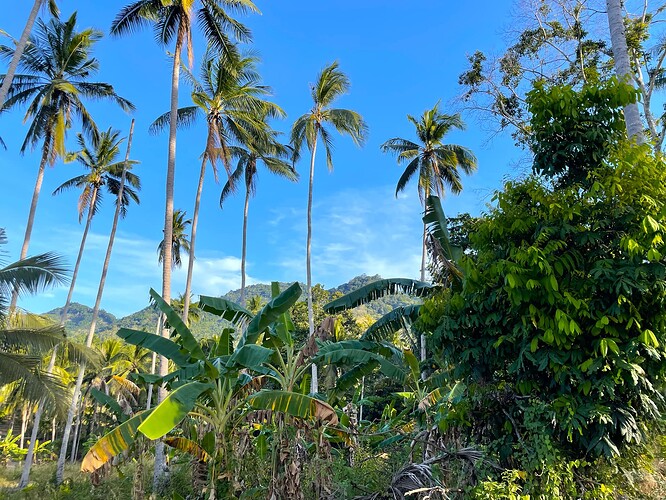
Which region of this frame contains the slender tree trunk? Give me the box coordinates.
[154,29,184,492]
[0,0,42,109]
[19,348,57,488]
[606,0,643,141]
[19,404,29,449]
[306,137,319,394]
[420,222,427,282]
[182,156,206,322]
[10,140,51,310]
[239,183,250,306]
[56,120,134,485]
[146,315,162,411]
[70,404,81,462]
[60,188,98,324]
[51,417,55,443]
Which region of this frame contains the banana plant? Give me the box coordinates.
[82,282,337,498]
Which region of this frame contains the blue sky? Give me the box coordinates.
[1,1,523,317]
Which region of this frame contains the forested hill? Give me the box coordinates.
[43,274,421,341]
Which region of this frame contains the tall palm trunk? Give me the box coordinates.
[419,187,430,363]
[10,136,51,311]
[154,27,184,491]
[306,136,318,394]
[19,348,57,488]
[182,155,206,322]
[239,180,251,306]
[60,187,98,323]
[606,0,643,140]
[0,0,42,109]
[56,120,134,485]
[145,314,162,410]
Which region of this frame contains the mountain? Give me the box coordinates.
[43,274,422,342]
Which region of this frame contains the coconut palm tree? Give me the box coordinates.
[0,0,59,109]
[0,13,134,311]
[151,49,285,311]
[290,61,368,393]
[381,104,476,364]
[221,123,297,305]
[54,129,141,324]
[56,120,138,484]
[606,0,643,141]
[381,103,477,283]
[157,209,191,270]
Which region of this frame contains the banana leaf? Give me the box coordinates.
[361,305,421,341]
[315,342,407,384]
[423,195,463,280]
[117,328,191,367]
[228,344,274,370]
[164,437,211,462]
[150,288,205,360]
[324,278,434,313]
[248,389,338,425]
[90,388,126,422]
[138,381,212,440]
[81,409,154,473]
[198,296,253,325]
[241,282,301,347]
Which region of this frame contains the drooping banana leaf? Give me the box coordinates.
[81,409,154,473]
[117,328,191,367]
[138,381,212,440]
[315,341,407,384]
[336,360,380,392]
[198,296,253,326]
[324,278,435,314]
[90,388,126,422]
[248,389,338,425]
[241,282,301,347]
[361,305,421,341]
[150,288,205,360]
[164,437,211,462]
[423,195,463,281]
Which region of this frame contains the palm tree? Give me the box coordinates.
[381,103,477,283]
[110,4,256,481]
[0,13,134,311]
[606,0,643,141]
[56,120,138,484]
[157,209,191,269]
[54,129,141,324]
[290,61,368,394]
[151,50,285,311]
[221,123,297,305]
[0,0,59,109]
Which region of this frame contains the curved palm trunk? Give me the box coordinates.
[606,0,643,141]
[60,187,98,324]
[306,137,318,394]
[154,28,184,491]
[0,0,42,109]
[182,155,207,322]
[10,138,51,311]
[239,182,251,306]
[19,348,57,488]
[56,120,134,485]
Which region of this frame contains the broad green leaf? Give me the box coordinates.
[90,388,126,422]
[228,344,274,370]
[198,296,253,325]
[138,382,211,440]
[248,389,338,425]
[403,349,421,383]
[150,289,205,360]
[361,305,421,341]
[324,278,434,313]
[243,282,301,347]
[423,195,464,281]
[117,328,190,367]
[81,409,154,473]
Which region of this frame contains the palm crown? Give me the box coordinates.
[1,13,134,158]
[381,103,477,201]
[54,129,141,221]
